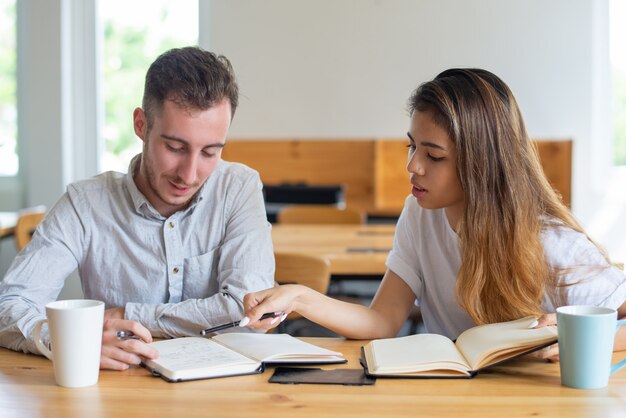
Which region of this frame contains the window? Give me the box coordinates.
[99,0,198,172]
[611,0,626,166]
[0,0,17,176]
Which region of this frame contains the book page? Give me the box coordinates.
[455,317,558,370]
[145,337,258,380]
[212,333,344,363]
[364,333,470,375]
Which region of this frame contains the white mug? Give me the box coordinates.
[33,299,105,388]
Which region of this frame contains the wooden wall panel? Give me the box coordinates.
[374,139,410,213]
[533,139,572,207]
[373,138,573,210]
[222,138,572,216]
[222,139,376,212]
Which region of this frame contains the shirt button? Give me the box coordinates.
[168,222,175,229]
[173,267,179,274]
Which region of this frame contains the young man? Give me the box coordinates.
[0,47,275,370]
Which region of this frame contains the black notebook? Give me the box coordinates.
[269,367,375,385]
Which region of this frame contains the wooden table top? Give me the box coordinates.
[1,338,625,418]
[271,224,395,276]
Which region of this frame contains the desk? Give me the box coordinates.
[0,211,17,239]
[1,339,625,418]
[271,224,395,277]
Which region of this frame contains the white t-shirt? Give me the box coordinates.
[386,196,626,339]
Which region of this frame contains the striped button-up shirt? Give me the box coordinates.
[0,155,275,354]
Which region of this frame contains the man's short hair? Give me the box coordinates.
[142,46,239,128]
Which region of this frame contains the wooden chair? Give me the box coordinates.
[277,205,364,224]
[274,252,331,334]
[15,206,46,251]
[278,205,371,322]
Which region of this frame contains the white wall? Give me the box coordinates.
[201,0,623,260]
[204,1,596,138]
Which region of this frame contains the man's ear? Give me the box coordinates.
[133,107,147,141]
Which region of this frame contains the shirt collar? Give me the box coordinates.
[124,154,156,218]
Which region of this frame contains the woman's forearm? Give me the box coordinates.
[243,271,416,339]
[292,285,394,339]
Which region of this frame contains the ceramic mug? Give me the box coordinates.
[33,299,104,388]
[557,305,626,389]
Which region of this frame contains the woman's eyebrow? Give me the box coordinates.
[406,132,447,151]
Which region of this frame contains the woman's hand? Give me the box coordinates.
[242,285,304,331]
[529,313,559,362]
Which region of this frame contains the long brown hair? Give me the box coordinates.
[408,68,600,324]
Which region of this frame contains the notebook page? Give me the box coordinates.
[149,337,254,372]
[366,333,469,374]
[213,333,343,362]
[456,317,557,370]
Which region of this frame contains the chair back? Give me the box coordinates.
[277,205,364,224]
[274,252,331,321]
[15,207,46,251]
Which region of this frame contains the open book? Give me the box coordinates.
[361,317,557,378]
[142,333,346,382]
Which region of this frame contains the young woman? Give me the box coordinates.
[242,69,626,358]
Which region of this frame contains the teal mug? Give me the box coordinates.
[557,305,626,389]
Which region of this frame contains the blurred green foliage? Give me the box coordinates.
[103,21,147,158]
[613,69,626,166]
[102,2,197,171]
[0,1,15,102]
[0,0,17,175]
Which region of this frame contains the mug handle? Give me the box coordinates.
[611,319,626,375]
[33,319,53,361]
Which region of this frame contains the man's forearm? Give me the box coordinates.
[125,292,248,338]
[0,299,48,355]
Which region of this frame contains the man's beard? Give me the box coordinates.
[143,151,197,209]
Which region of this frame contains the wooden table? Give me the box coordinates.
[0,211,17,239]
[271,224,395,277]
[1,338,625,418]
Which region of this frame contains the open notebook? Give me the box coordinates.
[361,317,557,378]
[143,333,346,382]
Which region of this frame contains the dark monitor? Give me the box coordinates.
[263,183,345,223]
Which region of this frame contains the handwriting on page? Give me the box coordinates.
[158,339,252,369]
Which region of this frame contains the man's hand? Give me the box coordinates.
[529,313,560,362]
[100,307,159,370]
[104,307,125,321]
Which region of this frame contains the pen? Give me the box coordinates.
[116,330,142,341]
[200,311,285,336]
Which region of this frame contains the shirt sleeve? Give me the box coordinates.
[124,170,275,337]
[543,226,626,311]
[386,196,424,301]
[0,194,84,354]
